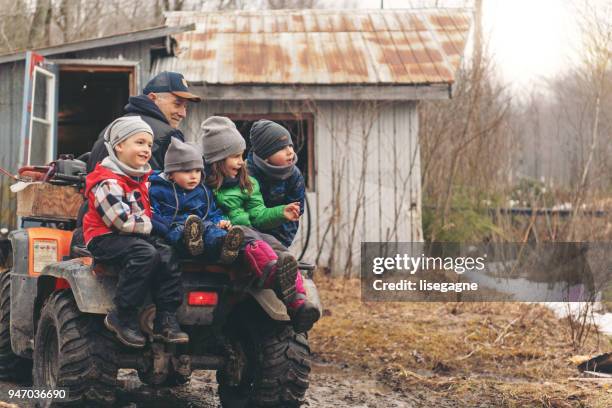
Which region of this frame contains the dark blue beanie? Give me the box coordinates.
[249,120,293,159]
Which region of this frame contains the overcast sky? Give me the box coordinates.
[357,0,583,94]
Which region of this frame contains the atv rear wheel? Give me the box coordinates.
[0,270,32,382]
[33,290,118,407]
[217,325,311,408]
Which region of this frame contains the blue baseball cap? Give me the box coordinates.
[143,71,202,102]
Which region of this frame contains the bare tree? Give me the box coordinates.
[28,0,52,47]
[266,0,320,8]
[164,0,186,11]
[419,55,513,242]
[0,0,351,54]
[0,0,30,52]
[564,0,611,239]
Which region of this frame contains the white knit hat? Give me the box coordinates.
[104,116,153,148]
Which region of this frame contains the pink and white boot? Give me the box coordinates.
[244,241,298,304]
[287,272,320,333]
[244,242,319,332]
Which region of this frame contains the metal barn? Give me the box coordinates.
[0,9,471,273]
[157,9,471,272]
[0,25,192,230]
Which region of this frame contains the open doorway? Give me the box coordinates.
[56,64,136,158]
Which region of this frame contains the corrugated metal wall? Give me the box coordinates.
[183,100,423,275]
[0,62,25,230]
[0,40,160,230]
[73,39,160,87]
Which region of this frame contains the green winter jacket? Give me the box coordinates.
[214,176,287,230]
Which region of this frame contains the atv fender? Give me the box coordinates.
[39,258,114,314]
[248,275,323,321]
[303,275,323,315]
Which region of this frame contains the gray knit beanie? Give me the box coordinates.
[104,116,153,148]
[249,120,293,159]
[199,116,246,163]
[164,138,204,173]
[102,116,153,177]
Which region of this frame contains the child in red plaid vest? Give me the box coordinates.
[84,116,188,348]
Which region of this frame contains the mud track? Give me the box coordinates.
[0,361,413,408]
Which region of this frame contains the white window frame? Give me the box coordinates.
[27,65,57,165]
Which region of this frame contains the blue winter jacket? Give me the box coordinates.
[246,152,305,247]
[149,171,226,244]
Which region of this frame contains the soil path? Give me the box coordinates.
[0,362,413,408]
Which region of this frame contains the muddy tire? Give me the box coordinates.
[0,271,32,382]
[33,290,118,407]
[218,326,311,408]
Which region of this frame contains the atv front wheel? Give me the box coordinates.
[0,270,32,382]
[33,290,118,407]
[217,325,311,408]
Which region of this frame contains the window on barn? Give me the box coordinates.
[222,113,315,192]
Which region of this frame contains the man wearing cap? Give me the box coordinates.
[87,71,202,173]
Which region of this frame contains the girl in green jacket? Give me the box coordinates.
[199,116,320,333]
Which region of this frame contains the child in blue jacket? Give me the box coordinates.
[244,119,321,332]
[149,138,243,263]
[152,135,318,333]
[246,120,305,248]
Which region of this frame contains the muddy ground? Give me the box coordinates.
[2,274,612,407]
[0,363,413,408]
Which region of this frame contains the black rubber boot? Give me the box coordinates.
[273,253,299,305]
[104,309,146,348]
[183,215,204,256]
[153,311,189,344]
[219,226,245,264]
[289,300,321,333]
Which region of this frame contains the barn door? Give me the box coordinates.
[19,51,58,167]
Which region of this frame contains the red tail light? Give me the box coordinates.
[54,278,70,290]
[188,291,218,306]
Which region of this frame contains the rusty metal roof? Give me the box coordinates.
[157,9,471,86]
[0,25,195,65]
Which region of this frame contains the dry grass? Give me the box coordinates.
[309,275,612,407]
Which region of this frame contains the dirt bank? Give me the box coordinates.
[309,275,612,407]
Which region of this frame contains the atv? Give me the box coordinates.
[0,156,322,407]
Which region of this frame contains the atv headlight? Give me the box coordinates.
[32,239,58,274]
